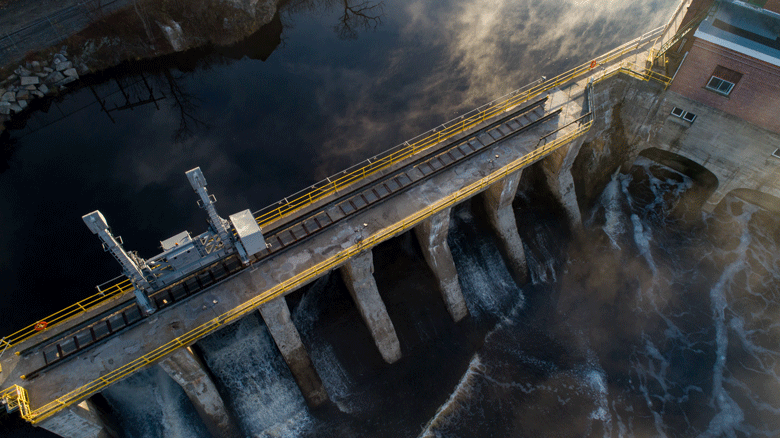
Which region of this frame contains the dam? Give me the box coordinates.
[2,0,780,436]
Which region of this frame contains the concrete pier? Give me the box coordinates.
[257,297,328,408]
[482,170,528,285]
[158,347,240,438]
[542,136,587,231]
[413,207,468,321]
[38,400,115,438]
[340,250,402,363]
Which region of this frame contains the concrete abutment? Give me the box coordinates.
[413,207,469,322]
[158,347,241,438]
[257,297,329,408]
[481,170,528,285]
[339,250,402,364]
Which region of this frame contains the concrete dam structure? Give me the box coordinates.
[3,2,780,435]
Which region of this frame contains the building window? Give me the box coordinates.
[705,65,743,96]
[671,107,697,123]
[706,77,735,95]
[773,148,780,159]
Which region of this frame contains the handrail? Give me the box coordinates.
[2,61,673,425]
[0,24,669,356]
[1,279,133,351]
[3,110,595,428]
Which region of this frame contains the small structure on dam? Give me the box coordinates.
[2,1,780,436]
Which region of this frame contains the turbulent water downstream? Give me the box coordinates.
[4,0,780,437]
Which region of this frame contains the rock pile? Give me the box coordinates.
[0,48,88,121]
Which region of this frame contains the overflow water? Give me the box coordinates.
[7,1,780,437]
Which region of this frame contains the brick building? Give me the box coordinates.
[667,0,780,133]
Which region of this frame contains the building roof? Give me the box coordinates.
[694,0,780,67]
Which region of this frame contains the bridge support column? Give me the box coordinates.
[541,136,586,231]
[414,207,468,322]
[159,347,240,438]
[257,297,328,409]
[340,250,402,364]
[37,400,115,438]
[482,170,528,285]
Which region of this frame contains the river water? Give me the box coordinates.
[5,0,780,437]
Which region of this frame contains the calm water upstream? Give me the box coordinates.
[6,1,780,437]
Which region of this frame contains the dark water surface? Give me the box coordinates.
[16,1,780,437]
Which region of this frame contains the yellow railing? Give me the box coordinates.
[1,279,134,351]
[0,24,670,358]
[2,110,594,427]
[1,36,675,423]
[0,385,32,421]
[252,26,665,230]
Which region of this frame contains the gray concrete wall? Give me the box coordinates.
[37,400,114,438]
[257,297,328,408]
[158,347,240,438]
[481,170,528,285]
[413,207,469,322]
[339,250,402,364]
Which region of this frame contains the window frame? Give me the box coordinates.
[706,76,735,95]
[670,107,697,124]
[772,148,780,159]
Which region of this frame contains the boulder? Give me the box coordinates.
[31,90,45,98]
[20,76,40,86]
[45,72,65,83]
[36,72,48,78]
[25,85,37,91]
[1,91,15,102]
[18,100,27,110]
[43,67,54,73]
[56,61,73,72]
[53,53,67,64]
[63,68,79,78]
[16,90,29,100]
[10,103,22,113]
[0,102,10,115]
[31,61,41,72]
[38,84,49,94]
[15,66,31,76]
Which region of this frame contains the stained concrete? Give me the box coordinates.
[37,400,114,438]
[257,297,328,408]
[413,207,469,322]
[158,347,240,438]
[340,250,402,363]
[481,170,528,286]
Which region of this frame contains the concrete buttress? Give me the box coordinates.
[482,169,528,285]
[339,250,402,363]
[541,136,586,231]
[158,347,240,438]
[37,400,115,438]
[413,207,469,321]
[257,297,329,408]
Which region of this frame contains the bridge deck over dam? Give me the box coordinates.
[1,27,676,437]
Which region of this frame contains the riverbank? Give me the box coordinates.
[0,0,282,130]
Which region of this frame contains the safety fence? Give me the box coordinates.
[0,24,670,359]
[1,60,675,424]
[0,279,133,352]
[0,0,127,67]
[252,25,665,229]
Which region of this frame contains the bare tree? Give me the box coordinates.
[160,68,209,142]
[334,0,384,40]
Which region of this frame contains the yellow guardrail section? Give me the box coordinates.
[1,52,673,424]
[0,25,667,353]
[3,107,594,426]
[1,279,134,351]
[252,26,665,230]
